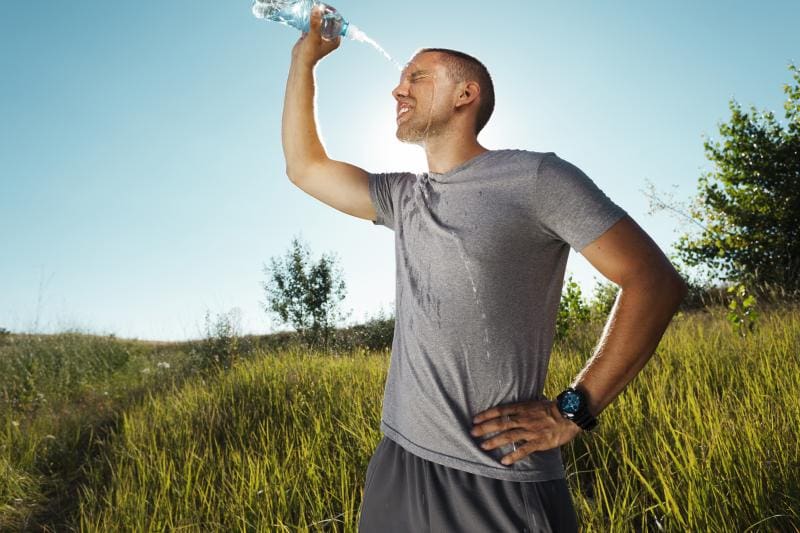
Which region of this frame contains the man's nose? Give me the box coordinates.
[392,81,409,100]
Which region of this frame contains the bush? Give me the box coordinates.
[589,280,619,321]
[556,275,591,340]
[189,310,251,373]
[332,309,395,353]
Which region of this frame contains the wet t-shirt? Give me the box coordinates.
[367,149,627,481]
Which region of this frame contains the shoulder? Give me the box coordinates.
[491,148,558,170]
[369,170,419,188]
[369,170,418,180]
[480,149,559,182]
[534,152,593,182]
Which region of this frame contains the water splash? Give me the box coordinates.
[347,24,403,70]
[451,231,492,360]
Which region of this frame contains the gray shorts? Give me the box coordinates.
[358,436,579,532]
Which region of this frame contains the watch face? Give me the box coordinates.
[559,390,582,414]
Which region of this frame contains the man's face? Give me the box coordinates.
[391,52,454,145]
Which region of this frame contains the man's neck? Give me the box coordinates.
[424,133,489,175]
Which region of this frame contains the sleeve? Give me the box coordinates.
[533,153,628,252]
[367,171,409,231]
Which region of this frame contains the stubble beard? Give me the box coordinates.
[395,112,448,145]
[396,122,425,145]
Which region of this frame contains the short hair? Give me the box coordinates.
[415,48,495,135]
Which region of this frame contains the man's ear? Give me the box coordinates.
[455,80,481,109]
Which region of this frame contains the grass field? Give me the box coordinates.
[1,305,799,531]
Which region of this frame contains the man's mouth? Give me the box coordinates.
[397,104,414,124]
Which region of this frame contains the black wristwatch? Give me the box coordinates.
[556,386,598,431]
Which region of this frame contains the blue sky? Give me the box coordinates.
[1,1,798,341]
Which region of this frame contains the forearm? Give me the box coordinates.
[573,272,687,416]
[281,60,328,180]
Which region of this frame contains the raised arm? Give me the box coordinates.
[282,6,376,221]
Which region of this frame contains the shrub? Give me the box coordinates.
[589,280,620,321]
[331,308,395,353]
[189,310,248,373]
[556,275,591,340]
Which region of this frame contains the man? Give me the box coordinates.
[282,7,688,532]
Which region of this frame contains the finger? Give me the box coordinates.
[471,413,525,437]
[472,402,524,424]
[322,34,341,50]
[500,439,544,465]
[478,429,532,451]
[309,5,323,32]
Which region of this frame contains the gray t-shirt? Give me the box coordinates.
[367,149,627,481]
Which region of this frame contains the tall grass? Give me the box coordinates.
[0,332,189,531]
[553,306,800,531]
[2,307,799,531]
[78,345,388,531]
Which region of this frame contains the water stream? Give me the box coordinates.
[347,25,403,71]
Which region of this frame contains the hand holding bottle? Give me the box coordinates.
[291,5,341,68]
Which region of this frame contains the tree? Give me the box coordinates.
[658,63,800,293]
[556,274,591,340]
[262,236,348,350]
[589,279,619,320]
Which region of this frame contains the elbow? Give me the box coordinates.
[285,164,298,183]
[286,164,308,185]
[624,267,689,309]
[667,262,690,303]
[660,269,689,309]
[285,157,326,184]
[674,276,689,309]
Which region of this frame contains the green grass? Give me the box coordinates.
[558,307,800,531]
[77,345,387,531]
[0,331,191,531]
[1,307,799,531]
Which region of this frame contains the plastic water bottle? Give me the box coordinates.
[252,0,350,41]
